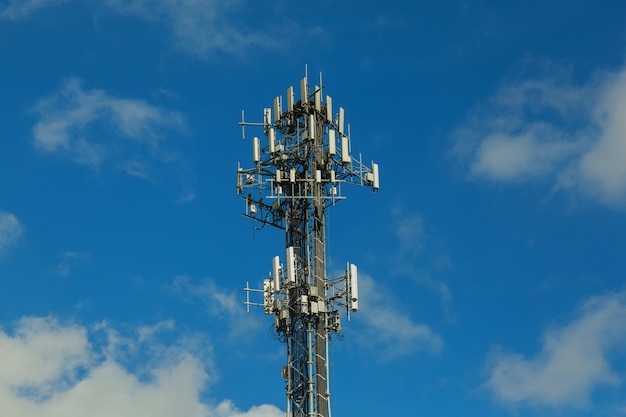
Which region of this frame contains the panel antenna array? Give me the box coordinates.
[237,72,379,417]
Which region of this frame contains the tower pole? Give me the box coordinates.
[237,72,379,417]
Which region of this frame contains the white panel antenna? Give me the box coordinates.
[326,96,333,122]
[314,86,321,112]
[341,135,350,164]
[338,107,345,134]
[328,129,336,155]
[269,128,276,153]
[287,86,294,112]
[272,255,281,293]
[286,246,296,283]
[372,162,379,190]
[309,114,316,140]
[350,263,358,312]
[274,96,282,122]
[264,108,271,127]
[253,136,261,163]
[300,77,308,103]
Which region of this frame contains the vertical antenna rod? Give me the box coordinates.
[237,72,379,417]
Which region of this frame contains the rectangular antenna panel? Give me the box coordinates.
[263,279,272,314]
[338,107,345,134]
[330,170,336,183]
[309,114,315,140]
[372,162,380,190]
[273,96,282,122]
[287,86,294,112]
[328,129,336,155]
[264,108,271,127]
[286,246,296,283]
[275,169,282,183]
[350,263,358,312]
[314,86,321,111]
[272,255,281,293]
[300,77,308,103]
[315,169,322,183]
[290,168,296,183]
[326,96,333,122]
[341,136,350,164]
[269,128,276,153]
[253,136,261,163]
[237,166,243,193]
[300,295,309,314]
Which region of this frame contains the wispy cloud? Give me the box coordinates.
[52,251,91,277]
[484,291,626,409]
[0,0,68,19]
[32,78,188,184]
[2,1,306,58]
[390,207,455,322]
[357,273,443,359]
[0,211,24,259]
[393,211,425,254]
[104,0,280,57]
[172,275,261,339]
[0,316,282,417]
[452,61,626,208]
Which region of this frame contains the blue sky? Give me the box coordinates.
[2,1,626,416]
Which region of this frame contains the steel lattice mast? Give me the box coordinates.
[237,72,379,417]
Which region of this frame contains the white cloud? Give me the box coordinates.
[470,125,581,181]
[357,273,443,359]
[214,401,283,417]
[0,0,68,19]
[52,251,91,277]
[0,211,23,258]
[1,1,298,58]
[574,69,626,206]
[390,208,455,322]
[485,291,626,409]
[0,316,282,417]
[104,0,279,57]
[394,212,424,253]
[172,275,261,339]
[0,317,89,393]
[453,61,626,208]
[32,78,185,177]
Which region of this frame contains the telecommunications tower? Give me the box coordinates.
[237,71,379,417]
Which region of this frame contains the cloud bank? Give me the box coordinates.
[485,291,626,409]
[452,62,626,208]
[0,316,282,417]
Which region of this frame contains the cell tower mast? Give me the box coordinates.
[237,72,379,417]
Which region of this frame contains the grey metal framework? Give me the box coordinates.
[237,72,379,417]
